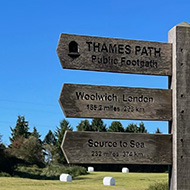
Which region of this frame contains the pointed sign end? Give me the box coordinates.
[61,131,70,164]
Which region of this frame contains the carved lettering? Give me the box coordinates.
[91,55,118,65]
[125,45,131,54]
[135,46,161,57]
[76,92,118,102]
[123,95,154,103]
[118,44,124,54]
[154,47,161,57]
[88,139,118,148]
[86,41,92,51]
[88,139,145,149]
[91,55,158,69]
[109,44,117,53]
[86,41,162,58]
[130,140,145,148]
[93,42,100,52]
[88,138,145,159]
[101,43,108,52]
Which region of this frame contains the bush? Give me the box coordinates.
[11,136,45,168]
[0,143,19,175]
[146,182,168,190]
[42,165,87,178]
[65,165,87,177]
[14,164,87,179]
[0,172,11,177]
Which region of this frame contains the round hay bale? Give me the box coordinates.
[103,176,115,186]
[122,167,129,173]
[88,167,94,172]
[59,173,72,182]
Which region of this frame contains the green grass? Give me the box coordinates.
[0,172,168,190]
[147,182,168,190]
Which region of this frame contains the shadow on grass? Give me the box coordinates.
[14,171,90,181]
[14,171,59,180]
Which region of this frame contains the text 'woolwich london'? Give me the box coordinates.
[59,84,172,121]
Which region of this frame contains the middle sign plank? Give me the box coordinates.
[59,84,172,121]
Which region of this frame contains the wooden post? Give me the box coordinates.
[169,22,190,190]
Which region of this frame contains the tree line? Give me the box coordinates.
[0,115,162,174]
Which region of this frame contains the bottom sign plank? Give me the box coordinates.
[61,131,172,165]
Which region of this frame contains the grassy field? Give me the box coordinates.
[0,172,168,190]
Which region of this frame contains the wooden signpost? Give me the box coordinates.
[168,22,190,190]
[57,22,190,190]
[62,131,172,165]
[59,83,172,121]
[57,33,172,76]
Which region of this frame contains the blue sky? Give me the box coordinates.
[0,0,189,145]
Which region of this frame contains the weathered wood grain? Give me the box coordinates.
[61,131,172,165]
[59,83,172,121]
[57,33,172,76]
[169,22,190,190]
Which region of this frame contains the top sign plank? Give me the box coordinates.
[57,33,172,76]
